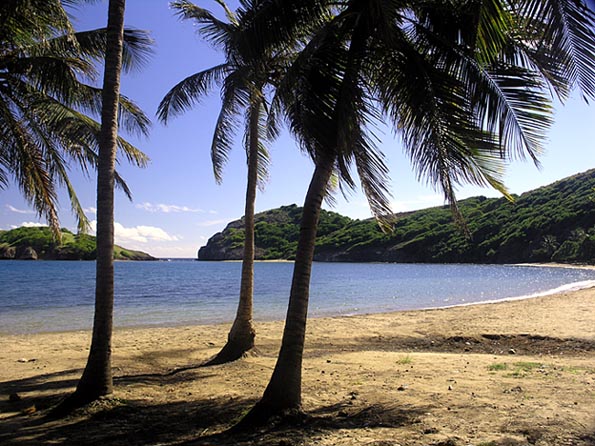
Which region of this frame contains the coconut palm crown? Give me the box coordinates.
[0,0,153,237]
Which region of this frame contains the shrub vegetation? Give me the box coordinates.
[199,170,595,264]
[0,227,155,260]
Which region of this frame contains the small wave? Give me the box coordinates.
[443,279,595,310]
[514,279,595,299]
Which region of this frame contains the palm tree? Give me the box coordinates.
[158,0,280,364]
[50,0,138,415]
[236,0,595,426]
[0,0,152,237]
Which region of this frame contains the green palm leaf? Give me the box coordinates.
[157,64,228,123]
[0,0,152,235]
[171,0,234,49]
[513,0,595,100]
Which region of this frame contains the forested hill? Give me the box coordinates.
[198,169,595,264]
[0,227,156,261]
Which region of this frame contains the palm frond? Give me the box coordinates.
[235,0,335,59]
[5,53,94,104]
[513,0,595,101]
[157,64,228,123]
[274,16,346,161]
[115,137,150,168]
[115,93,152,137]
[476,0,516,64]
[24,95,145,201]
[52,81,152,136]
[214,0,239,26]
[51,156,91,233]
[324,170,340,208]
[338,14,394,229]
[352,136,394,231]
[0,96,61,237]
[472,64,552,163]
[376,32,515,228]
[0,166,9,189]
[72,27,155,73]
[244,96,271,190]
[210,74,246,183]
[273,4,395,228]
[265,91,283,141]
[170,0,235,49]
[22,87,149,168]
[0,0,72,48]
[398,10,554,164]
[113,169,134,201]
[24,97,143,201]
[0,0,151,234]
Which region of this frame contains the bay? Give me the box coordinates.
[1,260,594,334]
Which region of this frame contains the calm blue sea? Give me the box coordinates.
[1,260,594,334]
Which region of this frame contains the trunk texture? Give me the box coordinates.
[236,153,334,426]
[205,101,259,365]
[53,0,125,414]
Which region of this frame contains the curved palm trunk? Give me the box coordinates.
[51,0,125,416]
[237,152,335,427]
[205,102,260,366]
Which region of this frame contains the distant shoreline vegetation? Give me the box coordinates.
[0,227,155,261]
[199,169,595,264]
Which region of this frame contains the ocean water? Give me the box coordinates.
[1,260,594,334]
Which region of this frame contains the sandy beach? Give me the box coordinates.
[1,285,594,445]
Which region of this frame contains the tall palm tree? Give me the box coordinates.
[236,0,595,426]
[0,0,152,237]
[51,0,134,414]
[158,0,280,364]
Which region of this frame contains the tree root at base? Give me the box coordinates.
[202,339,256,367]
[46,389,109,420]
[230,401,307,433]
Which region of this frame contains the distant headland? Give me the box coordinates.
[0,226,156,261]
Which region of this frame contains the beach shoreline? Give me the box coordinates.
[1,284,594,445]
[2,261,594,337]
[513,261,595,270]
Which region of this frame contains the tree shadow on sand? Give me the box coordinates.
[1,395,253,446]
[0,368,84,418]
[5,362,593,446]
[174,401,429,446]
[0,364,219,442]
[2,378,428,446]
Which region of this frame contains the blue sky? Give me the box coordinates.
[1,1,595,258]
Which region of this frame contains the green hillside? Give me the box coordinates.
[198,204,351,260]
[0,227,156,260]
[198,169,595,264]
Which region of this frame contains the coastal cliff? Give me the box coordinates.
[198,169,595,264]
[0,227,156,261]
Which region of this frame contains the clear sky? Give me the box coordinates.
[2,1,595,258]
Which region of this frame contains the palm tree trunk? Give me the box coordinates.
[205,101,260,366]
[52,0,125,415]
[236,152,335,427]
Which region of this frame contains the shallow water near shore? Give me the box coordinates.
[1,260,594,334]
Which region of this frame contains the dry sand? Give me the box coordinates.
[0,283,594,445]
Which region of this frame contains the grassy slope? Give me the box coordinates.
[200,169,595,264]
